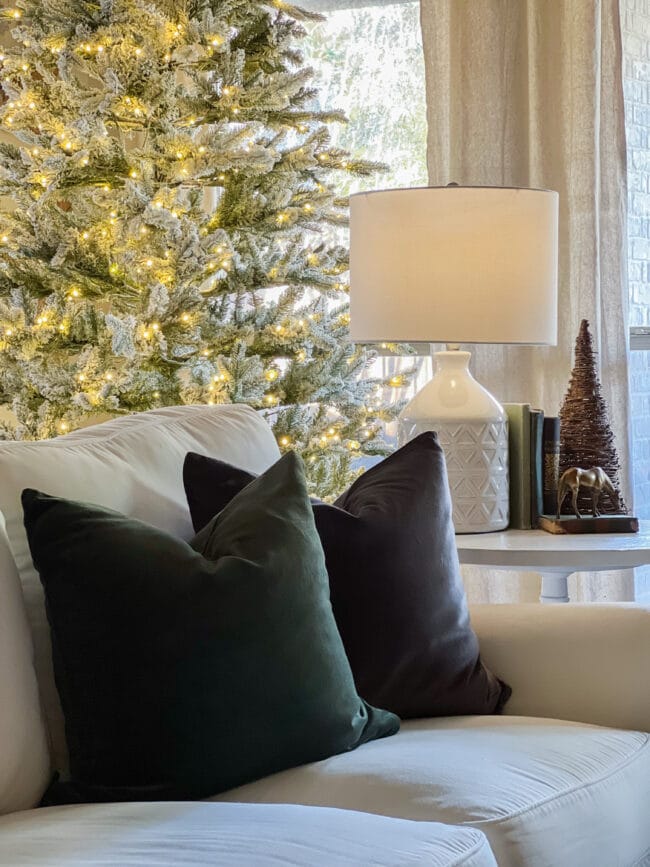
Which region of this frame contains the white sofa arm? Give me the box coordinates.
[470,603,650,732]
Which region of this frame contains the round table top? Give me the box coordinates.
[456,521,650,572]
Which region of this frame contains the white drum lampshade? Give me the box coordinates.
[349,186,559,533]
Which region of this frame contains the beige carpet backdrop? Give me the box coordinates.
[419,0,633,602]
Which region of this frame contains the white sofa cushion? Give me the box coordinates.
[0,801,497,867]
[215,716,650,867]
[0,514,50,814]
[0,405,280,791]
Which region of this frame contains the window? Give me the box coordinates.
[304,1,430,445]
[304,1,427,193]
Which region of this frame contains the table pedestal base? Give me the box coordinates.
[539,571,571,604]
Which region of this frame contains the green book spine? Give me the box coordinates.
[503,403,532,530]
[530,409,544,527]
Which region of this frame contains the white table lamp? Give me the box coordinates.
[349,186,559,533]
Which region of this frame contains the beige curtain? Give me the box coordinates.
[420,0,633,602]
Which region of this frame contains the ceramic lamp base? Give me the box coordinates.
[398,350,509,533]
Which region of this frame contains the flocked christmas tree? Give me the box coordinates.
[558,319,625,514]
[0,0,401,497]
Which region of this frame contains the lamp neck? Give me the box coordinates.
[432,348,472,374]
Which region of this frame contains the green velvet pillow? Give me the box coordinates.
[23,452,398,804]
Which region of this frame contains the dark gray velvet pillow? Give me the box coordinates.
[184,433,510,719]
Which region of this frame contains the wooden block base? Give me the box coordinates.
[538,515,639,535]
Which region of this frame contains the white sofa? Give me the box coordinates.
[0,405,648,867]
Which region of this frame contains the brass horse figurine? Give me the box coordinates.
[556,467,620,519]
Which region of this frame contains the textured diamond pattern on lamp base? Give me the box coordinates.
[397,349,510,533]
[399,419,510,533]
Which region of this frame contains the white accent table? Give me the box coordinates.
[456,522,650,603]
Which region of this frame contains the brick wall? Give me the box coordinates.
[623,0,650,602]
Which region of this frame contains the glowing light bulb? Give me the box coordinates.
[134,47,142,56]
[198,145,206,154]
[105,372,113,381]
[11,9,21,19]
[175,150,184,159]
[279,436,290,446]
[152,322,159,331]
[70,288,80,297]
[129,169,138,179]
[145,258,153,267]
[153,390,160,398]
[77,373,85,381]
[5,328,13,337]
[81,231,89,240]
[63,141,72,151]
[0,235,8,243]
[181,313,190,322]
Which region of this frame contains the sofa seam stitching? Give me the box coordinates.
[449,833,496,866]
[466,732,650,828]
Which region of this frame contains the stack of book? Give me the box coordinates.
[503,404,560,530]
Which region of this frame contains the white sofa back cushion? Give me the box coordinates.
[0,514,51,814]
[0,405,280,803]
